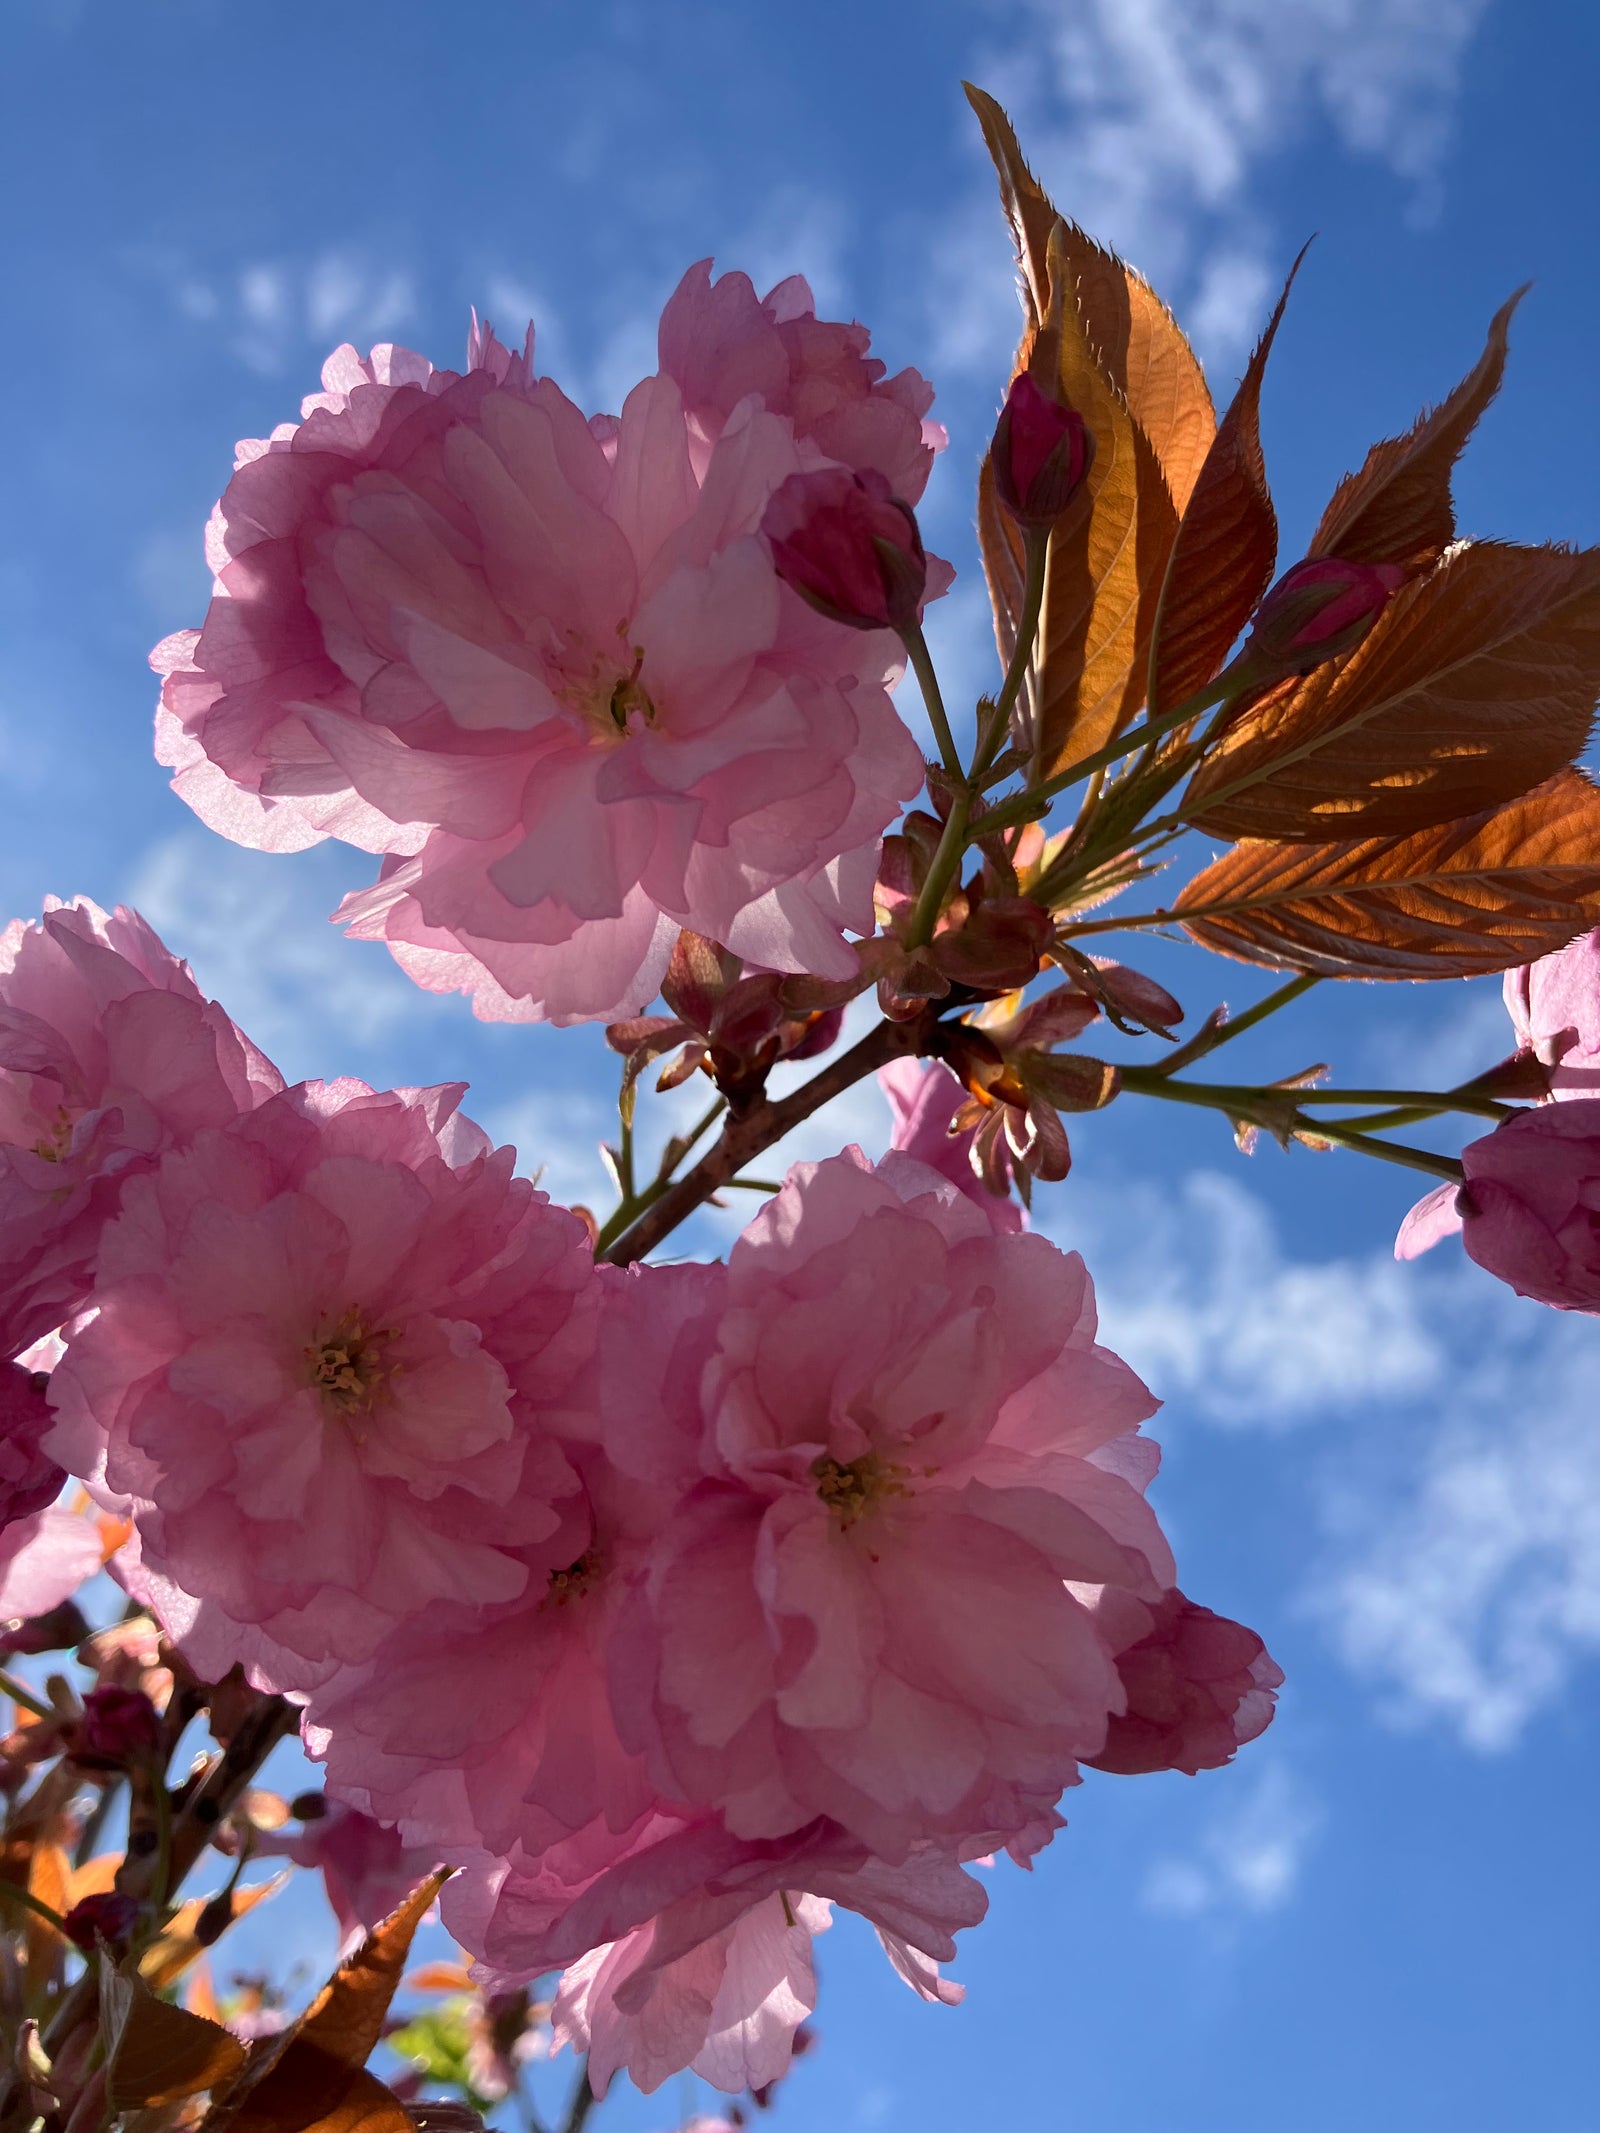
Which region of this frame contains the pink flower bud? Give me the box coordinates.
[75,1685,162,1765]
[1085,1589,1283,1776]
[989,372,1095,529]
[1399,1101,1600,1311]
[761,467,926,633]
[63,1891,140,1950]
[1244,556,1407,675]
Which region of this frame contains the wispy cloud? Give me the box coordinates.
[1142,1760,1322,1920]
[1052,1168,1447,1429]
[126,831,438,1082]
[1314,1311,1600,1751]
[132,245,418,377]
[1032,1147,1600,1750]
[942,0,1498,375]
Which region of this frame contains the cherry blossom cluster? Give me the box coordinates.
[0,892,1279,2099]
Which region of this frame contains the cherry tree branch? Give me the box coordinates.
[601,1009,935,1265]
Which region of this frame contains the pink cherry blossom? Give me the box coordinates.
[44,1078,597,1689]
[310,1263,722,1858]
[551,1891,831,2098]
[446,1808,984,2012]
[1504,927,1600,1099]
[878,1058,1022,1233]
[1079,1586,1282,1777]
[1398,1102,1600,1311]
[0,1357,64,1533]
[603,1150,1174,1856]
[0,899,281,1351]
[155,277,939,1026]
[0,1508,101,1623]
[657,262,943,504]
[250,1801,439,1950]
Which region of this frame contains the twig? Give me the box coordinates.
[0,1670,56,1723]
[559,2066,596,2133]
[602,1012,933,1265]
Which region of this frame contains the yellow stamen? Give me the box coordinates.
[812,1451,906,1529]
[304,1309,398,1418]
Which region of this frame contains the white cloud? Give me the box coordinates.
[1142,1760,1321,1919]
[1315,1312,1600,1751]
[1045,1153,1600,1751]
[1055,1168,1446,1428]
[941,0,1497,377]
[727,186,850,318]
[133,246,418,377]
[1354,977,1512,1096]
[125,832,435,1080]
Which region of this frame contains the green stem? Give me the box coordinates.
[591,1097,726,1256]
[0,1880,71,1937]
[1286,1086,1513,1120]
[900,624,963,782]
[1118,1069,1471,1181]
[617,1106,636,1203]
[1296,1118,1467,1182]
[1152,975,1319,1076]
[721,1176,782,1193]
[976,530,1050,777]
[1122,1066,1511,1126]
[0,1669,55,1723]
[906,787,972,949]
[977,675,1238,839]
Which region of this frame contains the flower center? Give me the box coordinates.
[544,1550,602,1606]
[546,625,657,737]
[305,1309,399,1417]
[812,1451,906,1529]
[30,1106,75,1162]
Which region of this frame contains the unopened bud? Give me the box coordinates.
[990,372,1095,529]
[1243,556,1406,676]
[0,1600,90,1658]
[761,467,926,633]
[63,1891,140,1951]
[195,1889,235,1947]
[74,1685,162,1766]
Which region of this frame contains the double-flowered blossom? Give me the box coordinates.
[446,1812,983,2087]
[154,264,940,1025]
[599,1149,1175,1856]
[1399,930,1600,1310]
[550,1891,832,2099]
[0,898,281,1352]
[1398,1103,1600,1312]
[1504,926,1600,1098]
[44,1077,597,1690]
[295,1147,1276,2097]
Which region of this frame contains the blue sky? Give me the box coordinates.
[4,1,1599,2127]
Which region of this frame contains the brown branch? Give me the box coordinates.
[602,1009,936,1266]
